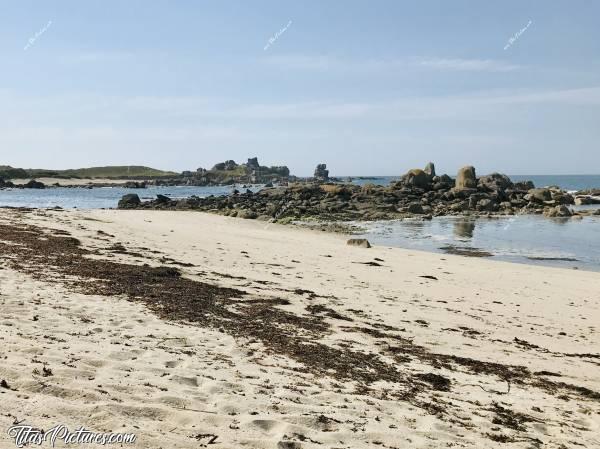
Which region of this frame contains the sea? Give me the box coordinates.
[1,175,599,271]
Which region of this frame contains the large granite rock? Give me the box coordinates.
[575,196,600,205]
[402,169,430,189]
[24,179,45,189]
[247,157,260,170]
[347,238,371,248]
[314,164,329,182]
[543,205,572,217]
[0,178,14,188]
[212,160,238,171]
[118,194,141,209]
[455,166,477,189]
[424,162,436,178]
[478,173,513,192]
[526,188,552,203]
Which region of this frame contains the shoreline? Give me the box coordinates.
[1,208,599,447]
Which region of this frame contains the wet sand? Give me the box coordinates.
[0,208,598,448]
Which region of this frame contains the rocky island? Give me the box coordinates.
[0,158,292,189]
[119,162,600,221]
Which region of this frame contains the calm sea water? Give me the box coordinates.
[0,185,257,209]
[357,215,600,272]
[1,176,599,271]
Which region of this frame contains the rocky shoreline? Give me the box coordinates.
[117,163,600,221]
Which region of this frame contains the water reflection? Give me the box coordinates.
[453,220,476,239]
[361,215,600,271]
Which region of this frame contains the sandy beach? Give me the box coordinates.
[10,178,132,187]
[0,208,598,448]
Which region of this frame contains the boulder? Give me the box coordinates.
[347,238,371,248]
[246,157,260,170]
[24,179,45,189]
[402,169,430,189]
[424,162,436,178]
[118,194,141,209]
[455,166,477,189]
[543,205,572,218]
[526,188,552,203]
[513,180,535,191]
[477,173,513,192]
[155,194,171,204]
[575,196,600,205]
[123,181,146,189]
[551,192,574,205]
[406,202,425,214]
[212,160,238,171]
[237,210,258,219]
[477,198,498,211]
[314,164,329,182]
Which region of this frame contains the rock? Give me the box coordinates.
[406,202,425,214]
[402,169,430,189]
[123,181,146,189]
[543,205,572,217]
[575,196,600,205]
[246,157,260,170]
[24,179,45,189]
[212,160,238,171]
[424,162,436,178]
[156,194,171,204]
[526,188,552,203]
[347,238,371,248]
[0,178,15,188]
[477,198,498,211]
[455,166,477,189]
[513,180,535,191]
[314,164,329,182]
[118,194,141,209]
[477,173,513,192]
[237,210,258,219]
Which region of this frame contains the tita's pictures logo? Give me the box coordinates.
[504,20,532,50]
[7,424,136,447]
[24,20,52,50]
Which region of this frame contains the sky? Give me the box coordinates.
[1,0,599,176]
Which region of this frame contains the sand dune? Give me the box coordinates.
[0,208,598,448]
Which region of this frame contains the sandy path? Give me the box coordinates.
[0,208,598,448]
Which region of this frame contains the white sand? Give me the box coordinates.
[0,209,598,448]
[10,178,130,186]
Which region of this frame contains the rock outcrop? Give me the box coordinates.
[175,158,291,186]
[455,166,477,189]
[314,164,329,182]
[118,194,141,209]
[424,162,436,178]
[23,179,45,189]
[347,239,371,248]
[119,163,580,222]
[543,205,573,218]
[402,169,430,189]
[0,178,15,188]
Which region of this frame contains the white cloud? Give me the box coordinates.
[415,58,521,72]
[263,54,521,73]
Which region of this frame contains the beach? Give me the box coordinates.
[0,208,598,448]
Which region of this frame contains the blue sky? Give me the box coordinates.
[1,0,599,176]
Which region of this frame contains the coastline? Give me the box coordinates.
[0,208,598,448]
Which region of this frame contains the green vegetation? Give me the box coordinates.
[0,165,177,180]
[0,166,29,179]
